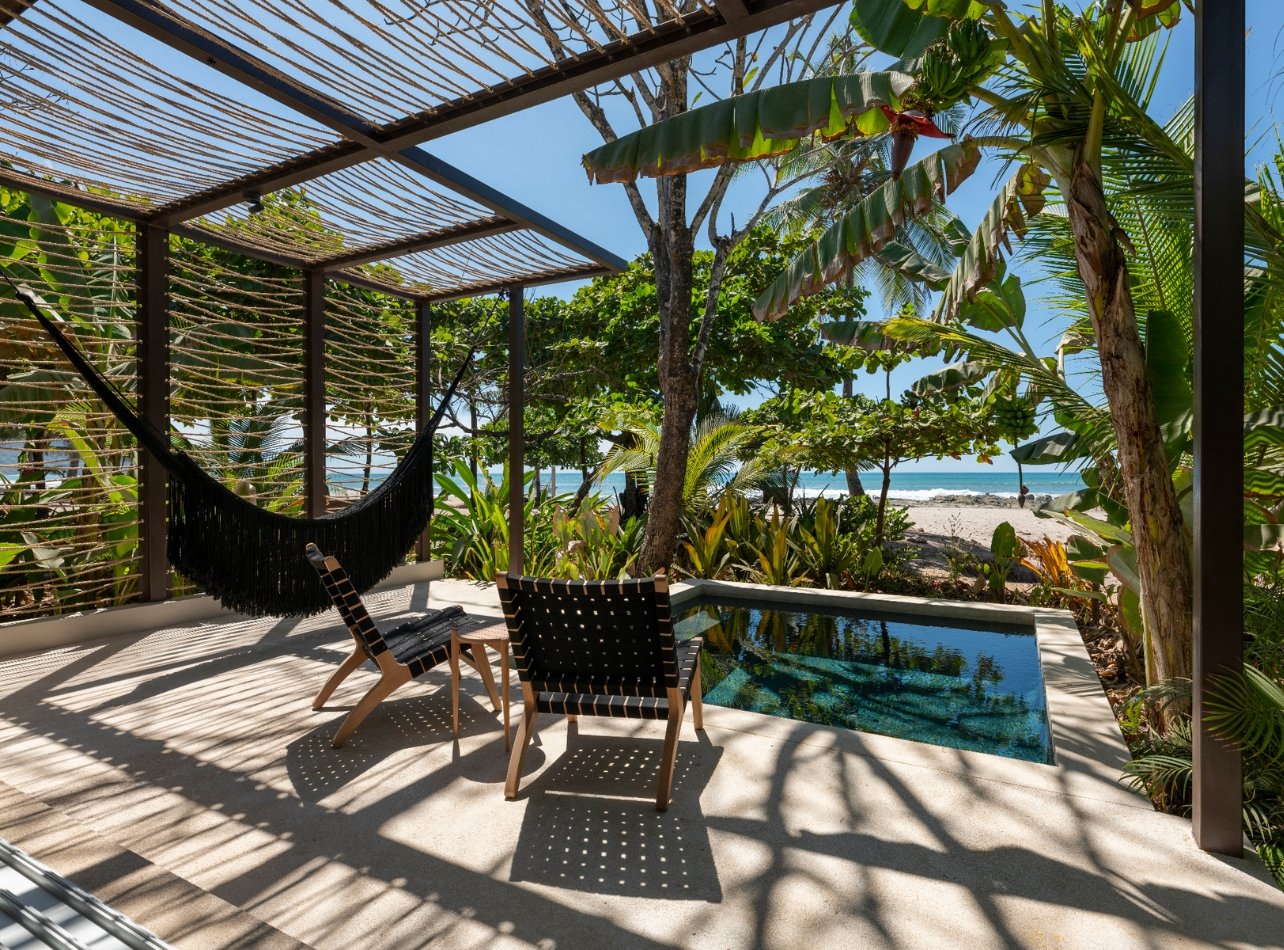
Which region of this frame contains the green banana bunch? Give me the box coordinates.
[992,395,1038,439]
[915,19,997,110]
[946,18,991,64]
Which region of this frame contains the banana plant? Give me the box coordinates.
[581,0,1214,684]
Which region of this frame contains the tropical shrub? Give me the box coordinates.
[432,460,639,581]
[1121,577,1284,887]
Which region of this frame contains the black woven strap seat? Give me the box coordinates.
[381,607,466,678]
[533,637,702,719]
[496,573,705,810]
[306,543,496,747]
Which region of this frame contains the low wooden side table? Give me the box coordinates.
[450,621,511,751]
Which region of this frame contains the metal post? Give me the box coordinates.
[136,224,170,601]
[303,270,327,518]
[416,299,432,562]
[1192,0,1244,856]
[507,286,524,575]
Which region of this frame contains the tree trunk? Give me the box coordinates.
[875,454,893,544]
[639,185,698,572]
[637,63,699,575]
[1066,158,1193,683]
[842,377,867,497]
[361,407,374,495]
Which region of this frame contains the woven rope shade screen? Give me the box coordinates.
[323,283,416,511]
[0,206,142,619]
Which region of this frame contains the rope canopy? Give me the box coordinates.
[0,0,838,618]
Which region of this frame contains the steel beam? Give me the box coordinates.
[171,224,309,270]
[0,170,145,221]
[302,270,327,519]
[317,219,517,272]
[1192,0,1245,856]
[168,223,426,301]
[714,0,752,22]
[135,224,169,601]
[87,0,833,268]
[420,265,612,304]
[84,0,627,270]
[416,299,432,562]
[391,149,625,270]
[507,287,525,575]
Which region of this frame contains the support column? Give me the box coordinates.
[416,299,432,561]
[507,286,525,575]
[1192,0,1244,855]
[136,224,169,602]
[303,270,327,518]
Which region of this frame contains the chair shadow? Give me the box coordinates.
[510,730,723,901]
[287,684,515,801]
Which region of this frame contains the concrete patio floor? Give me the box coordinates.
[0,579,1280,949]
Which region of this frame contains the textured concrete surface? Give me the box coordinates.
[0,578,1279,949]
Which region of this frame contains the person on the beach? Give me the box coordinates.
[1018,484,1030,508]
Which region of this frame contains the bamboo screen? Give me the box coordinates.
[323,283,417,508]
[0,205,142,620]
[168,246,307,518]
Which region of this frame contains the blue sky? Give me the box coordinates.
[69,3,1283,475]
[430,2,1284,472]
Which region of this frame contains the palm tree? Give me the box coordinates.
[595,406,768,518]
[580,1,1259,684]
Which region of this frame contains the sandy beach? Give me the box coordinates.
[891,495,1084,580]
[897,495,1081,546]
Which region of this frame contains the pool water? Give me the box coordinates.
[674,596,1052,764]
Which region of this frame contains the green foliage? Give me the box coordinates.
[977,521,1019,602]
[681,499,736,580]
[1121,575,1284,887]
[675,492,910,591]
[431,460,639,582]
[551,507,643,581]
[596,406,769,516]
[753,509,800,587]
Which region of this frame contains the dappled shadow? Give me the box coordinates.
[288,684,516,800]
[0,583,1281,949]
[511,730,722,901]
[0,599,681,949]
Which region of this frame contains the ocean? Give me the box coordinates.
[3,442,1085,503]
[441,467,1087,503]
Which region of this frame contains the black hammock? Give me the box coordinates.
[12,283,471,618]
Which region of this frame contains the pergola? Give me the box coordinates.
[0,0,1248,861]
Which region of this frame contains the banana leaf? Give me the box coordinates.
[911,360,990,397]
[755,139,982,320]
[933,163,1051,320]
[582,72,914,184]
[1010,431,1079,465]
[850,0,983,59]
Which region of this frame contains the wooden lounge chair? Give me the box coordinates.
[495,573,704,811]
[306,543,500,747]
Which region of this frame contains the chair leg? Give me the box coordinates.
[331,670,406,748]
[505,693,538,800]
[470,643,503,712]
[656,703,684,812]
[312,649,364,711]
[691,665,704,732]
[450,632,462,737]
